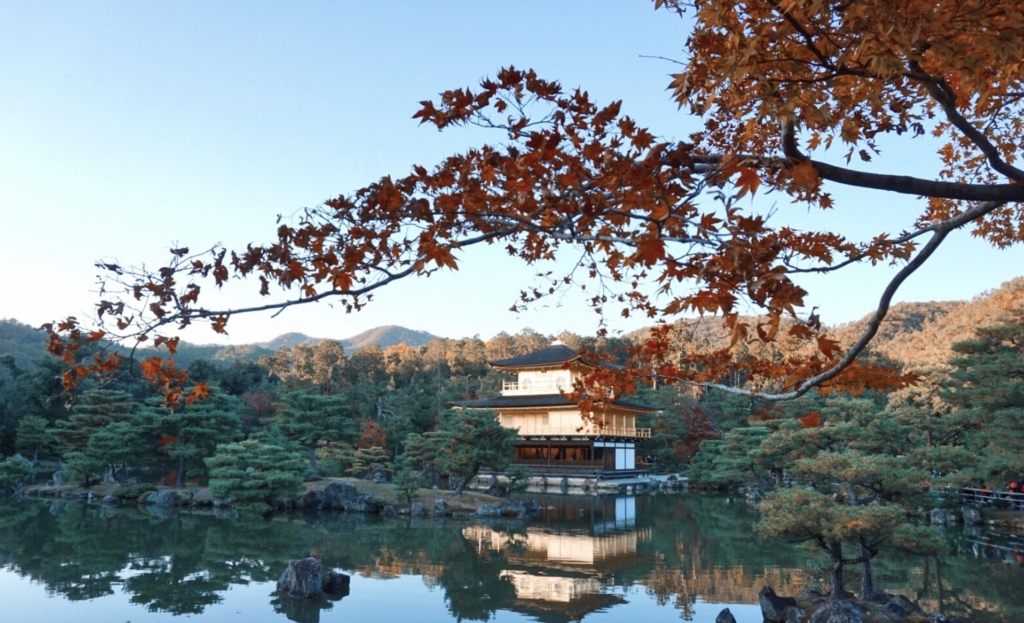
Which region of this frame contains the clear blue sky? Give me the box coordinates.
[1,2,1021,345]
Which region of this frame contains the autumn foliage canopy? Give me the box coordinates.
[45,0,1024,408]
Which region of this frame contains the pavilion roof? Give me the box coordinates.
[488,343,622,370]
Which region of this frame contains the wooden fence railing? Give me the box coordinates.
[961,487,1024,510]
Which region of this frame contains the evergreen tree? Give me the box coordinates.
[0,456,34,491]
[205,438,306,515]
[501,464,532,498]
[940,310,1024,484]
[433,409,517,495]
[138,389,243,488]
[347,446,393,481]
[274,390,349,478]
[689,425,772,488]
[64,420,143,485]
[392,457,424,505]
[14,415,51,463]
[756,395,945,602]
[49,389,138,455]
[402,431,445,485]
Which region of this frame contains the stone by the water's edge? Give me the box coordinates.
[808,600,865,623]
[146,490,182,507]
[277,557,340,599]
[759,585,799,623]
[715,607,737,623]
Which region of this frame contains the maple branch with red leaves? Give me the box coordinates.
[44,0,1024,408]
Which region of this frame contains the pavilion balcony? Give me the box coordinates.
[512,425,651,439]
[501,379,572,395]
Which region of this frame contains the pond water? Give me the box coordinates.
[0,494,1021,623]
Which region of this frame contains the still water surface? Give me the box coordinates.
[0,494,1021,623]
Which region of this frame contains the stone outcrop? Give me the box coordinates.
[297,489,325,510]
[435,498,450,513]
[929,508,947,525]
[499,500,526,516]
[759,585,800,623]
[808,600,865,623]
[146,490,182,507]
[474,504,502,518]
[321,482,376,512]
[715,607,737,623]
[277,557,349,599]
[961,507,981,525]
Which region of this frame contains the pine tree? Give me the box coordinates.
[274,391,350,478]
[205,438,306,515]
[14,415,50,463]
[756,395,945,602]
[138,389,243,489]
[689,425,772,488]
[392,457,424,505]
[64,421,143,485]
[433,409,517,495]
[940,310,1024,484]
[49,389,137,454]
[347,446,393,481]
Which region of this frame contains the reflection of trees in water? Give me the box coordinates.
[0,497,1021,622]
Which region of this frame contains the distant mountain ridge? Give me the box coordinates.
[257,325,437,352]
[3,278,1022,372]
[0,320,438,369]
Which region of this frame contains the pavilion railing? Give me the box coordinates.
[961,487,1024,510]
[513,425,652,438]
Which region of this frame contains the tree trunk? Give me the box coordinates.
[307,444,319,478]
[32,447,38,464]
[859,545,876,601]
[175,455,186,489]
[830,540,845,600]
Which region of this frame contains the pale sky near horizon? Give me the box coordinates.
[2,2,1022,346]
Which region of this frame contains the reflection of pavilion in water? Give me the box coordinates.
[463,496,652,622]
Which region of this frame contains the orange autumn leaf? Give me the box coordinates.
[800,411,822,428]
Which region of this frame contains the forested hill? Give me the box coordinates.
[0,320,438,369]
[2,277,1021,371]
[621,276,1024,374]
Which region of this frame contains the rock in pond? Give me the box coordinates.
[930,508,947,525]
[277,557,350,599]
[321,482,375,512]
[759,585,799,623]
[715,607,737,623]
[101,495,119,505]
[146,490,182,507]
[322,482,359,508]
[297,489,325,510]
[962,507,981,525]
[474,504,502,518]
[410,502,425,516]
[435,498,450,514]
[499,500,526,516]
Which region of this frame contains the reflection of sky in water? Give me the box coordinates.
[1,494,1022,623]
[0,568,766,623]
